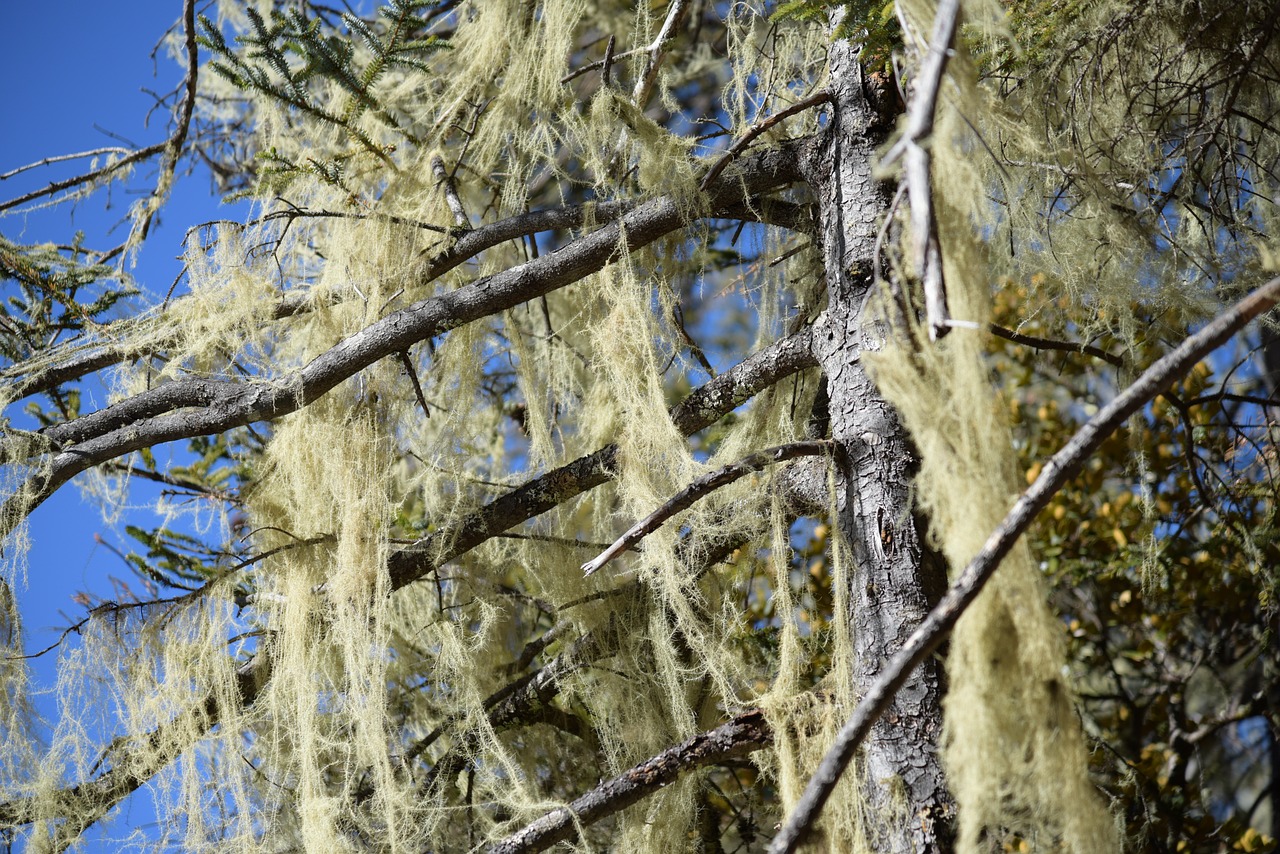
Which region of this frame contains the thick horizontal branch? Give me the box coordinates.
[768,275,1280,853]
[489,708,772,854]
[1,143,805,532]
[386,323,817,588]
[582,439,833,575]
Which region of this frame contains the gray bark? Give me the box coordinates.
[802,37,955,853]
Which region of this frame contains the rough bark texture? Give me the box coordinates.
[804,37,955,852]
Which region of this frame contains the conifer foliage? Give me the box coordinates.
[1,1,1278,851]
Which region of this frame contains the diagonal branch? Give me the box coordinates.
[0,321,816,844]
[767,275,1280,853]
[700,90,831,191]
[630,0,691,108]
[582,440,833,575]
[0,647,272,851]
[1,199,634,404]
[386,323,817,587]
[0,144,805,532]
[489,708,772,854]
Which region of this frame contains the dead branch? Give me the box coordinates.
[884,0,962,341]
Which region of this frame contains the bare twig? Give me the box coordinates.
[132,0,201,245]
[987,323,1124,367]
[0,141,166,214]
[0,0,200,230]
[432,154,470,230]
[0,147,134,181]
[768,275,1280,853]
[699,90,831,191]
[582,440,833,575]
[398,349,431,418]
[884,0,962,341]
[601,34,616,86]
[489,708,772,854]
[630,0,691,108]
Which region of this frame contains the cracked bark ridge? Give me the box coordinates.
[801,35,954,853]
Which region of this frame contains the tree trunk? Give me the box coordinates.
[803,36,955,853]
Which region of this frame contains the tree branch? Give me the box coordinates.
[0,144,805,532]
[768,275,1280,853]
[0,322,815,844]
[386,323,817,588]
[0,199,634,403]
[489,708,772,854]
[700,90,831,191]
[582,440,833,575]
[885,0,961,341]
[0,648,272,851]
[987,322,1124,368]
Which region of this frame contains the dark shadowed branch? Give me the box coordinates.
[987,323,1125,368]
[489,708,772,854]
[768,275,1280,853]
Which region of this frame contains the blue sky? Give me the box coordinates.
[1,2,231,847]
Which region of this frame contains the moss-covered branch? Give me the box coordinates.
[490,708,772,854]
[0,143,806,531]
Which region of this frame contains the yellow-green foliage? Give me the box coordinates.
[0,2,833,849]
[3,0,1276,849]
